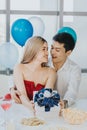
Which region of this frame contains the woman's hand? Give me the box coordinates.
[10,88,36,115]
[10,87,22,104]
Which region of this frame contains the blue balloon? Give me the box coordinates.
[11,19,33,47]
[58,27,77,43]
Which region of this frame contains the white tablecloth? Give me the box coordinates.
[0,98,87,130]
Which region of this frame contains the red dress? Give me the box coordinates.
[24,80,45,100]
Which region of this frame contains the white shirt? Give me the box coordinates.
[54,58,81,106]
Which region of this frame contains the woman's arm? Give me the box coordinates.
[13,64,35,112]
[10,87,21,104]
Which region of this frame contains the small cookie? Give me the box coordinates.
[21,117,45,126]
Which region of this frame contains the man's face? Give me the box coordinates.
[50,41,68,64]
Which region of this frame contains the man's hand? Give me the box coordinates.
[59,100,68,116]
[10,87,22,104]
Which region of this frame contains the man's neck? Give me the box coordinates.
[53,59,67,71]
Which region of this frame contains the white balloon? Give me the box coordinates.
[0,43,19,69]
[29,16,45,36]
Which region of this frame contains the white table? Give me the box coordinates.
[0,98,87,130]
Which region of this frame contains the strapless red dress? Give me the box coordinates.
[24,80,45,100]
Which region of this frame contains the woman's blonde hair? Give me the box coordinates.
[21,36,47,65]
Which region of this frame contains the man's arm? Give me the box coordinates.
[63,66,81,106]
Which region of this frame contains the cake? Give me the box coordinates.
[34,88,60,120]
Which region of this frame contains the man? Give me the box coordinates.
[10,32,81,108]
[50,32,81,107]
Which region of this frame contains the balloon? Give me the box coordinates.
[58,27,77,43]
[0,43,19,68]
[11,19,33,47]
[29,16,45,36]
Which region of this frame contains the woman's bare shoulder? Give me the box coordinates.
[14,63,24,72]
[45,66,56,74]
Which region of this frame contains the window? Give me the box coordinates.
[0,0,87,72]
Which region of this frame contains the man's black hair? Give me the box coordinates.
[53,33,75,52]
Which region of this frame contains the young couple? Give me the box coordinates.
[10,33,81,114]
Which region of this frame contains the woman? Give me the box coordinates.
[13,36,57,113]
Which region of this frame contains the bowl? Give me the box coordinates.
[62,108,87,125]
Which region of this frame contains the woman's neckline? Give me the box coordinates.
[24,80,45,87]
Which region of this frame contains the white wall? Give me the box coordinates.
[78,74,87,99]
[0,75,13,96]
[0,75,9,96]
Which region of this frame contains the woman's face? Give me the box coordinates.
[36,42,49,63]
